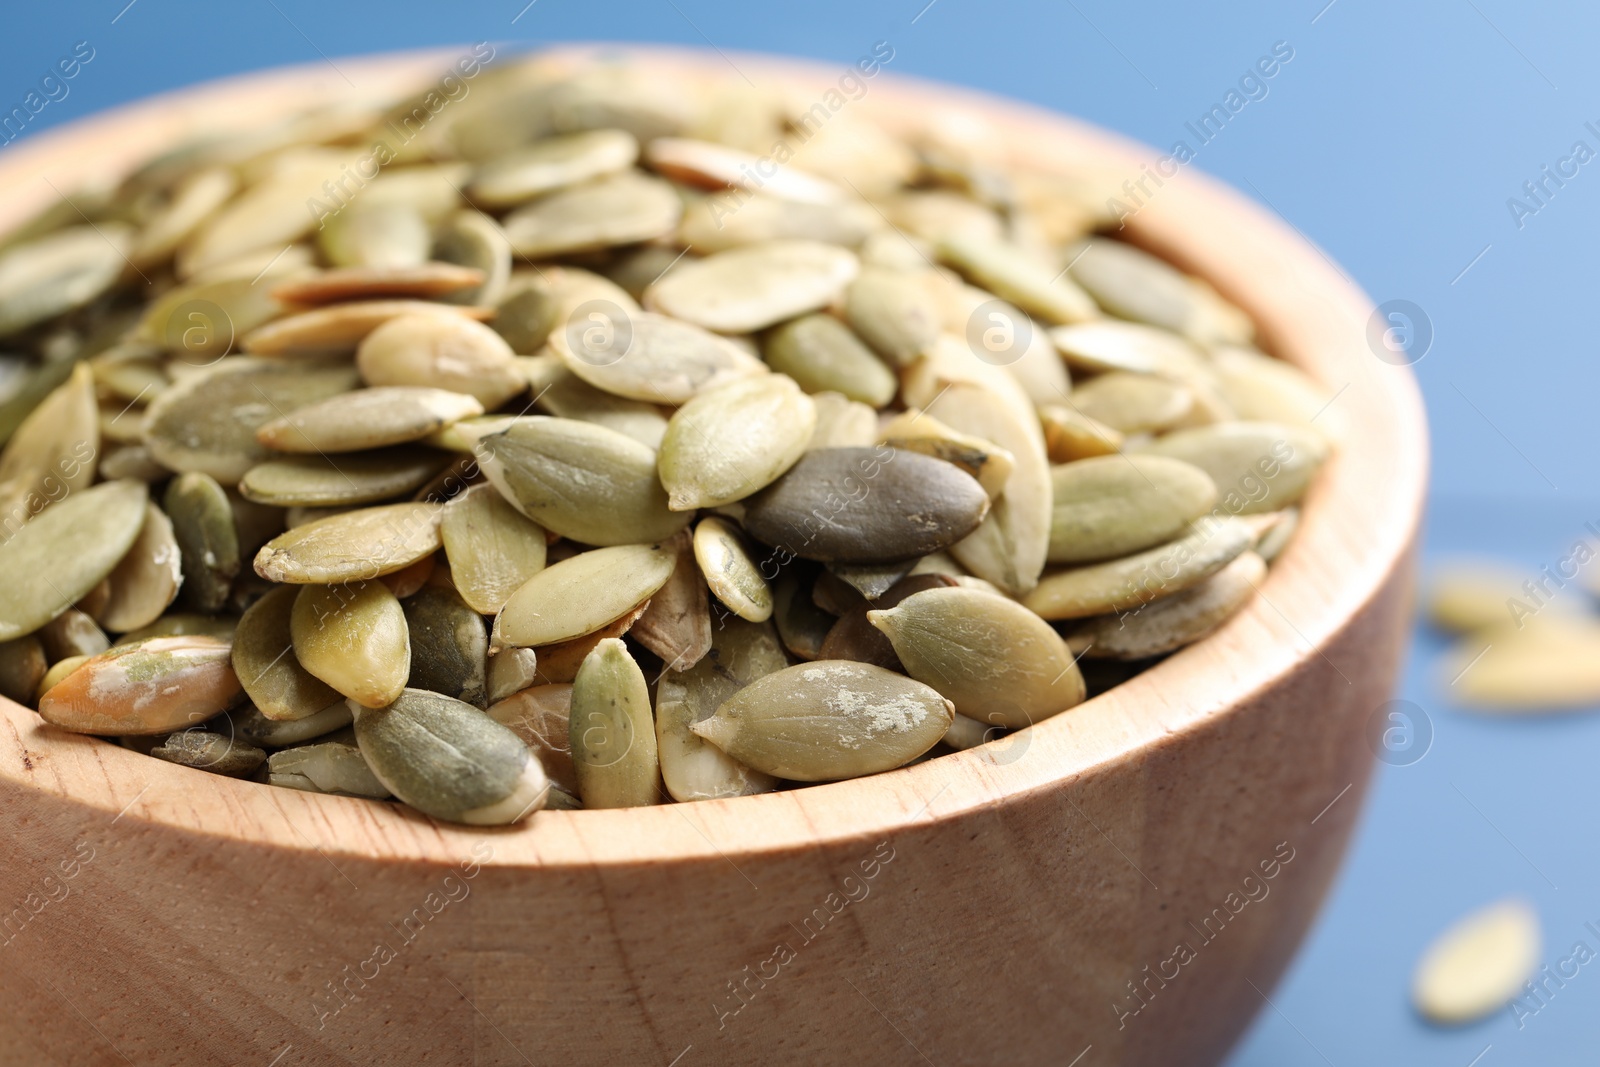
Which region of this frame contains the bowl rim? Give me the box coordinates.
[0,43,1428,871]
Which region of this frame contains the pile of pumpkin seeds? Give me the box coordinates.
[0,54,1332,824]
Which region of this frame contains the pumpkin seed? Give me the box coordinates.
[0,635,47,703]
[1442,616,1600,710]
[1425,561,1554,635]
[762,313,897,407]
[870,585,1086,728]
[522,356,670,449]
[228,698,352,748]
[433,210,512,307]
[36,655,90,702]
[843,268,942,367]
[0,362,98,524]
[691,661,953,781]
[165,473,241,612]
[493,542,674,649]
[494,265,642,355]
[659,375,816,511]
[1024,517,1254,620]
[99,445,168,483]
[233,585,343,721]
[1249,508,1299,564]
[267,728,391,797]
[1048,455,1218,564]
[503,171,681,257]
[1076,551,1265,660]
[1066,236,1251,344]
[256,386,484,454]
[115,613,237,647]
[820,574,955,673]
[319,201,432,270]
[239,447,447,508]
[151,729,267,778]
[487,646,540,704]
[1069,372,1195,434]
[131,166,238,269]
[1136,422,1328,515]
[243,301,494,359]
[177,149,355,276]
[470,129,640,207]
[356,313,524,409]
[0,479,149,641]
[937,234,1098,325]
[440,484,546,614]
[549,309,767,405]
[486,683,577,795]
[1211,345,1336,435]
[0,354,78,450]
[678,194,878,253]
[646,136,843,203]
[879,409,1015,499]
[96,502,183,632]
[1039,403,1123,461]
[403,587,488,708]
[270,264,486,307]
[290,581,410,708]
[772,566,834,660]
[475,417,690,546]
[353,688,548,825]
[37,636,241,735]
[1412,899,1540,1025]
[569,638,660,808]
[692,517,773,623]
[39,609,110,661]
[0,225,134,338]
[630,528,712,671]
[644,240,859,334]
[1048,319,1209,380]
[807,391,879,450]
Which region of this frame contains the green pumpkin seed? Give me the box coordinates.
[228,698,352,748]
[1023,517,1254,620]
[151,729,267,778]
[644,240,860,334]
[655,617,783,802]
[937,233,1097,325]
[268,728,391,797]
[1135,421,1328,515]
[548,308,766,406]
[256,387,484,454]
[677,194,878,253]
[0,479,148,641]
[114,612,237,647]
[1211,345,1338,437]
[807,391,879,450]
[690,661,953,781]
[1075,550,1264,660]
[356,313,524,409]
[319,201,431,270]
[819,573,954,672]
[0,224,133,338]
[503,171,681,257]
[692,517,773,623]
[290,581,410,708]
[842,268,942,367]
[493,265,641,355]
[1039,403,1123,461]
[164,473,241,612]
[629,528,712,672]
[772,566,834,661]
[1412,899,1540,1026]
[244,301,494,359]
[39,608,110,661]
[233,585,343,721]
[1048,455,1218,564]
[1251,508,1299,564]
[1065,236,1251,344]
[177,149,353,276]
[96,502,183,632]
[658,374,816,511]
[487,646,540,705]
[522,355,669,449]
[879,409,1015,499]
[1069,372,1195,434]
[239,447,447,508]
[0,354,79,450]
[1048,319,1209,380]
[492,542,674,649]
[762,313,897,407]
[470,129,640,207]
[403,586,488,708]
[37,636,241,735]
[487,683,577,795]
[440,484,546,614]
[131,166,238,269]
[886,189,1002,245]
[0,635,46,703]
[432,210,512,307]
[0,362,98,523]
[354,688,548,825]
[569,637,660,808]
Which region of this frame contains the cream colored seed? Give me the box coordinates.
[254,502,443,585]
[356,313,524,409]
[290,581,410,709]
[693,517,773,623]
[242,301,495,358]
[658,374,816,512]
[1412,900,1540,1025]
[95,502,183,633]
[470,129,640,207]
[233,585,342,722]
[493,543,674,650]
[644,239,860,334]
[440,484,548,615]
[547,309,767,406]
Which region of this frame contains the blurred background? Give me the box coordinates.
[5,1,1594,1062]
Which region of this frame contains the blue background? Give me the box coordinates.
[6,2,1597,1063]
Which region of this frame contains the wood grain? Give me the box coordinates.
[0,46,1426,1066]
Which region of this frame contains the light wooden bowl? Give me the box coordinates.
[0,46,1425,1067]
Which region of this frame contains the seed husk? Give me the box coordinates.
[1412,899,1540,1025]
[869,585,1085,729]
[493,542,675,649]
[570,638,660,809]
[762,314,897,407]
[440,484,547,614]
[37,636,241,735]
[39,609,110,661]
[0,635,46,703]
[691,661,953,781]
[238,447,447,508]
[1039,403,1124,461]
[228,698,352,748]
[879,409,1015,499]
[1136,422,1328,515]
[268,728,391,797]
[290,581,410,708]
[692,517,773,623]
[644,240,860,334]
[233,585,343,721]
[1069,372,1195,434]
[243,301,495,358]
[354,688,548,825]
[356,313,524,409]
[0,224,133,338]
[630,528,712,671]
[471,129,640,207]
[0,362,98,522]
[165,473,242,612]
[522,356,669,449]
[256,386,484,453]
[843,268,942,367]
[659,374,816,511]
[548,309,766,406]
[486,646,540,705]
[95,502,184,632]
[1048,455,1219,564]
[151,729,267,778]
[487,683,577,795]
[403,586,489,708]
[142,357,359,483]
[937,234,1098,325]
[504,171,681,257]
[1024,517,1254,620]
[475,417,689,546]
[0,479,149,641]
[807,392,879,450]
[655,617,784,802]
[1076,551,1265,660]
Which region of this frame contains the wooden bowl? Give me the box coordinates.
[0,46,1426,1067]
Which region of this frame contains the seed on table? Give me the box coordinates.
[879,409,1016,499]
[487,683,577,797]
[37,636,242,735]
[630,528,712,671]
[658,374,816,511]
[656,618,784,802]
[354,688,548,825]
[843,268,942,367]
[238,447,447,508]
[255,386,484,454]
[1135,421,1328,515]
[692,517,773,623]
[1048,454,1218,564]
[440,484,547,615]
[493,542,675,649]
[290,581,410,709]
[1039,403,1124,462]
[1412,899,1540,1025]
[267,728,392,798]
[937,233,1098,325]
[151,729,267,778]
[39,609,110,662]
[470,129,640,207]
[691,661,954,781]
[243,301,494,359]
[254,502,443,585]
[0,635,46,704]
[233,585,343,721]
[228,699,352,749]
[1440,616,1600,711]
[356,313,525,409]
[1075,551,1266,660]
[1423,560,1556,635]
[570,638,660,809]
[548,309,766,406]
[762,314,897,408]
[644,240,860,334]
[487,646,540,705]
[1069,372,1196,434]
[404,587,489,708]
[741,447,989,564]
[503,171,682,258]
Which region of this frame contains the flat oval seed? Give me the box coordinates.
[39,609,110,661]
[270,264,487,305]
[569,637,660,809]
[693,517,773,623]
[433,210,512,307]
[267,729,391,797]
[239,447,447,507]
[96,503,183,632]
[1023,517,1255,620]
[37,636,241,735]
[254,501,442,585]
[1425,560,1552,634]
[290,581,410,708]
[843,268,941,367]
[1211,345,1337,433]
[132,166,239,268]
[493,543,675,649]
[869,586,1086,729]
[404,587,488,707]
[151,729,267,778]
[487,684,577,796]
[1136,422,1329,515]
[243,301,495,359]
[524,357,669,448]
[503,171,681,257]
[474,417,690,546]
[1070,372,1195,434]
[690,661,953,781]
[0,480,149,641]
[1413,900,1540,1025]
[229,699,352,749]
[742,447,989,564]
[256,386,484,453]
[0,225,132,337]
[937,234,1098,325]
[356,314,524,409]
[548,309,766,406]
[115,613,238,647]
[142,358,360,483]
[658,374,816,511]
[1076,551,1266,660]
[762,313,897,407]
[165,473,241,612]
[0,362,97,520]
[645,137,844,203]
[677,194,878,253]
[233,585,342,721]
[1065,236,1217,337]
[1048,455,1218,564]
[319,201,430,269]
[1048,320,1209,379]
[630,528,712,672]
[354,689,548,825]
[441,483,547,614]
[470,129,639,207]
[1440,617,1600,710]
[487,646,540,704]
[644,240,860,334]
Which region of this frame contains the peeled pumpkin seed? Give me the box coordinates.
[233,585,342,721]
[151,729,266,778]
[238,447,446,508]
[271,264,486,306]
[0,479,148,641]
[177,149,354,277]
[1048,455,1218,564]
[659,374,816,511]
[1412,899,1540,1025]
[1076,551,1265,660]
[630,528,712,671]
[655,617,784,802]
[356,313,524,409]
[1425,561,1552,634]
[256,386,484,454]
[165,473,241,612]
[131,166,238,268]
[471,129,640,207]
[691,661,953,781]
[819,574,954,672]
[1136,422,1328,515]
[244,301,495,359]
[319,200,431,269]
[807,391,879,450]
[646,136,843,203]
[879,409,1015,499]
[39,609,110,661]
[433,210,512,307]
[0,635,47,704]
[1040,403,1123,461]
[440,484,547,614]
[96,502,183,632]
[487,683,577,795]
[403,587,488,708]
[1065,236,1251,343]
[1069,372,1195,434]
[569,638,660,809]
[937,233,1098,326]
[487,646,540,705]
[522,356,670,449]
[229,699,352,748]
[504,171,681,257]
[37,636,241,735]
[870,586,1085,729]
[290,581,410,708]
[645,240,860,334]
[1049,319,1209,380]
[0,362,98,523]
[475,417,689,546]
[251,504,435,587]
[762,313,897,407]
[1211,345,1336,434]
[693,517,773,623]
[677,194,878,254]
[1441,617,1600,710]
[493,542,674,649]
[548,309,766,406]
[494,264,642,356]
[354,688,548,825]
[268,729,391,797]
[0,225,133,338]
[1253,508,1298,564]
[843,268,942,367]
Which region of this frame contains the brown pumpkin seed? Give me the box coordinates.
[270,264,487,306]
[243,300,494,358]
[37,636,241,735]
[165,473,242,612]
[772,566,834,660]
[151,729,267,778]
[532,603,647,685]
[879,408,1015,499]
